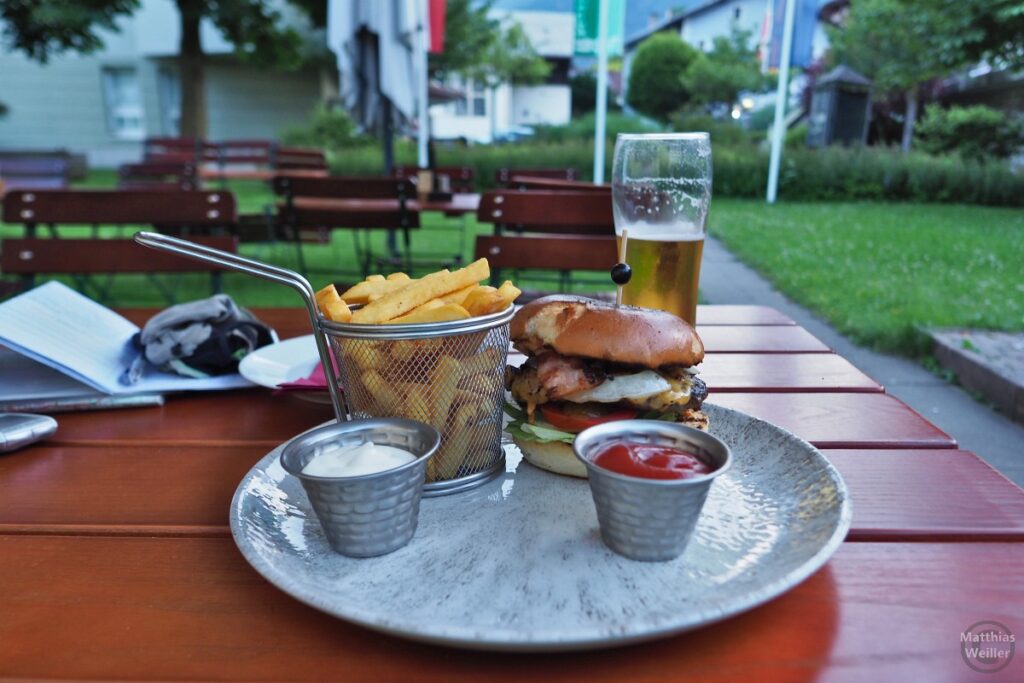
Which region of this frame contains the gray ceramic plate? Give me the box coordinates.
[230,403,851,651]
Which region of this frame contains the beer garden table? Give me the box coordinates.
[1,305,1022,681]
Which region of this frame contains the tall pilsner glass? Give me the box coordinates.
[611,133,712,325]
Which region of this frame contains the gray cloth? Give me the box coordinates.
[122,294,277,385]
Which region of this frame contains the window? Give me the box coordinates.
[454,78,488,117]
[157,68,181,135]
[102,67,144,140]
[734,6,742,20]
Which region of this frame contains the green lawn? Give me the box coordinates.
[708,200,1024,355]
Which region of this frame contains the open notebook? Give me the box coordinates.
[0,281,253,409]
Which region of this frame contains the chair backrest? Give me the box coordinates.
[273,176,419,230]
[273,175,415,200]
[475,234,617,272]
[214,139,275,166]
[495,167,578,186]
[0,157,70,191]
[1,236,238,275]
[2,190,236,226]
[143,137,217,163]
[275,147,328,171]
[393,165,475,193]
[477,190,613,235]
[117,162,198,191]
[508,176,610,193]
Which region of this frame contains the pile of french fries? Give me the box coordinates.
[312,260,521,481]
[314,258,520,325]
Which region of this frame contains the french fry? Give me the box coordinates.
[315,283,341,310]
[366,274,386,282]
[361,369,401,414]
[387,303,471,325]
[439,283,477,306]
[430,356,463,426]
[351,259,489,324]
[435,403,479,480]
[462,347,502,376]
[493,280,522,310]
[390,337,444,362]
[340,278,416,305]
[324,299,352,323]
[406,298,445,315]
[386,272,411,281]
[461,286,496,315]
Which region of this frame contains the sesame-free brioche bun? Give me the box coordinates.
[510,295,704,368]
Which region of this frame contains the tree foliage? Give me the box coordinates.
[1,0,139,62]
[916,105,1023,162]
[429,0,549,87]
[626,32,700,122]
[682,28,769,110]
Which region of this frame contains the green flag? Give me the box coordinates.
[574,0,626,57]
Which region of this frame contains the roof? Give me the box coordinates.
[624,0,732,50]
[816,65,872,88]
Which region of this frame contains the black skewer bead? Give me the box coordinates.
[611,262,632,285]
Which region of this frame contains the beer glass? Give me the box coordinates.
[611,133,712,325]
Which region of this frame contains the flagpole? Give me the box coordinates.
[592,0,610,184]
[766,0,796,203]
[416,0,430,169]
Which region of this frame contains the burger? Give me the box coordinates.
[504,295,709,478]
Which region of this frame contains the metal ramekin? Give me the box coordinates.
[573,420,731,562]
[280,418,440,557]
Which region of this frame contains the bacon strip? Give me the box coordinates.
[535,353,604,400]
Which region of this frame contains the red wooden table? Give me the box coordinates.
[2,305,1022,681]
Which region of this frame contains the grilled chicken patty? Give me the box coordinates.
[505,354,707,414]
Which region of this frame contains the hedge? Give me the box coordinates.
[329,141,1024,206]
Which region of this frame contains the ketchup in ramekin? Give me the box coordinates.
[592,442,714,480]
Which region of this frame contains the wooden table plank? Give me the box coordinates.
[700,353,880,392]
[827,449,1024,541]
[699,325,830,353]
[0,537,1019,682]
[6,445,1020,542]
[46,390,331,446]
[696,305,795,326]
[709,393,957,449]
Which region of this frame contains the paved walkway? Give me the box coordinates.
[700,236,1024,487]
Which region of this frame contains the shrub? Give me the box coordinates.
[626,33,700,122]
[915,105,1023,162]
[281,106,367,149]
[329,138,1024,206]
[672,113,754,147]
[532,112,662,143]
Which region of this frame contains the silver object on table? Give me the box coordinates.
[279,418,440,557]
[573,420,732,562]
[0,413,58,453]
[133,231,512,496]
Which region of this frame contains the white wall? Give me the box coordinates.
[511,85,571,126]
[680,0,767,52]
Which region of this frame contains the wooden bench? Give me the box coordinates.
[118,162,199,191]
[495,167,578,187]
[0,157,70,192]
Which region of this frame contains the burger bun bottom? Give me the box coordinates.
[512,436,588,478]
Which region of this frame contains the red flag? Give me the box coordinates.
[429,0,446,54]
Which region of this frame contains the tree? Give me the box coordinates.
[826,0,1016,152]
[429,0,549,88]
[626,32,699,122]
[682,28,769,112]
[2,0,309,137]
[916,105,1024,162]
[570,71,619,115]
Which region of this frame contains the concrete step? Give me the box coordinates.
[931,329,1024,425]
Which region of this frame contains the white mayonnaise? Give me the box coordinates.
[302,440,416,477]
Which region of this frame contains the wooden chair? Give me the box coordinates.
[507,176,610,193]
[477,190,614,236]
[272,175,418,277]
[475,234,616,294]
[394,165,475,193]
[0,157,70,192]
[476,190,615,291]
[1,189,238,302]
[275,147,328,172]
[143,137,215,164]
[117,161,198,191]
[495,167,578,187]
[1,236,238,303]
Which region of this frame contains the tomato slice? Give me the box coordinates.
[539,403,638,433]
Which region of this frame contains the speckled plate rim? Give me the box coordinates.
[229,404,852,652]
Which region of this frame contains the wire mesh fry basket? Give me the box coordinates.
[134,231,511,496]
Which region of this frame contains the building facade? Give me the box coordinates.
[429,10,574,144]
[0,0,326,167]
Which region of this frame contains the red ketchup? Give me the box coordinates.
[592,442,713,480]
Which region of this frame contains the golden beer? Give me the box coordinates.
[618,236,704,325]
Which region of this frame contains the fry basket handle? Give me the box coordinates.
[133,231,348,422]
